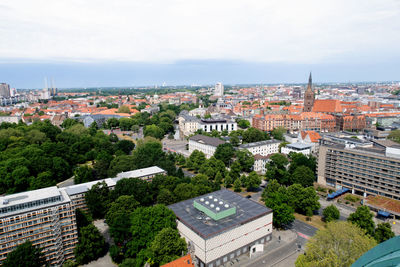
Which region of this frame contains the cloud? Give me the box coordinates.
[0,0,399,63]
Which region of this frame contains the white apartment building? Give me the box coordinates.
[188,135,226,158]
[169,190,273,267]
[239,140,281,156]
[253,154,271,174]
[0,187,78,266]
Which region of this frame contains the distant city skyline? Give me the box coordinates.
[1,0,399,88]
[1,59,400,89]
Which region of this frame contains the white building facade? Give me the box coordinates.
[188,135,226,158]
[239,140,281,156]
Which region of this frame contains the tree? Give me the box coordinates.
[374,222,395,243]
[107,118,119,129]
[271,126,286,140]
[128,205,177,258]
[245,171,261,191]
[290,166,315,187]
[295,221,377,267]
[348,206,375,236]
[157,188,176,205]
[74,166,94,184]
[119,118,135,131]
[233,178,242,192]
[214,143,235,165]
[61,118,80,129]
[230,135,240,147]
[242,127,267,143]
[265,153,289,185]
[151,227,187,265]
[112,178,152,206]
[75,208,93,229]
[118,105,131,114]
[173,183,198,201]
[237,119,250,129]
[85,181,110,219]
[93,151,113,179]
[74,224,107,265]
[272,203,295,228]
[106,195,139,244]
[388,129,400,143]
[287,184,320,215]
[322,205,340,222]
[288,153,317,173]
[144,124,165,139]
[235,150,255,172]
[2,240,45,267]
[229,160,242,179]
[224,174,233,188]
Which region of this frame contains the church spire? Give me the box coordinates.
[303,72,315,112]
[306,72,312,92]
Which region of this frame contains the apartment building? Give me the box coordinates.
[0,166,166,266]
[239,140,281,156]
[317,140,400,200]
[188,135,226,158]
[0,187,78,266]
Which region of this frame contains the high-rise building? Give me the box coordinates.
[317,138,400,200]
[0,187,78,265]
[0,83,11,98]
[214,82,224,96]
[303,73,314,112]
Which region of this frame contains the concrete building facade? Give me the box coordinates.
[169,190,273,267]
[317,142,400,200]
[0,187,78,266]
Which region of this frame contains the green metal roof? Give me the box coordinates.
[352,236,400,267]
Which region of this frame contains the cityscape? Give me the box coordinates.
[1,1,400,267]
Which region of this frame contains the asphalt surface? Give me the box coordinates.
[289,220,318,243]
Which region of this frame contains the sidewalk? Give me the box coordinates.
[228,229,298,267]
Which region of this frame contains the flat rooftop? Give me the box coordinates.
[287,142,312,149]
[0,186,61,208]
[114,166,166,181]
[168,189,272,239]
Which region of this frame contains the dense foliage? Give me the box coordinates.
[3,240,45,267]
[322,205,340,222]
[261,179,320,228]
[295,221,377,267]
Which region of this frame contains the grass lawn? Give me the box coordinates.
[294,213,326,230]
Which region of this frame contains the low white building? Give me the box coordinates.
[253,154,271,174]
[198,118,237,133]
[281,142,312,156]
[188,135,226,158]
[239,140,281,156]
[169,190,273,267]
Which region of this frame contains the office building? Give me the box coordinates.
[214,83,224,97]
[317,140,400,200]
[0,187,78,266]
[0,83,10,98]
[169,190,273,267]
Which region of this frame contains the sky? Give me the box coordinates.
[0,0,399,88]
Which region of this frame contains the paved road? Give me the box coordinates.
[289,220,318,243]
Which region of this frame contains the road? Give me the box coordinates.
[289,220,318,243]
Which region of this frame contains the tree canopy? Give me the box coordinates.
[322,205,340,222]
[347,206,375,236]
[295,221,377,267]
[74,224,107,265]
[3,240,45,267]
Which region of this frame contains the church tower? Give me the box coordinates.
[303,72,315,112]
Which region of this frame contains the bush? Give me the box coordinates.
[344,194,360,203]
[322,205,340,222]
[316,186,327,193]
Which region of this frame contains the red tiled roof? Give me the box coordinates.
[312,99,343,113]
[161,255,194,267]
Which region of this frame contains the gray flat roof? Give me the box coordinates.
[168,189,272,239]
[189,135,226,147]
[287,142,312,149]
